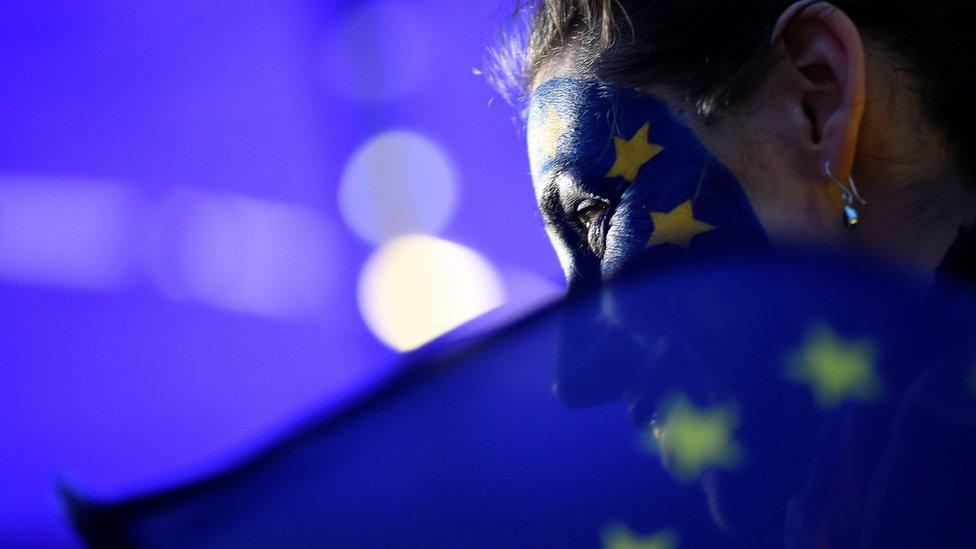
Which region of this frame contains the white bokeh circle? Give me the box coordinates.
[339,130,457,245]
[357,234,506,351]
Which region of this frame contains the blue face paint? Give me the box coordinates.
[527,77,767,282]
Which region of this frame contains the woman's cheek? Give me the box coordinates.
[545,225,576,282]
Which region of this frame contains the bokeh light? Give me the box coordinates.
[321,0,431,102]
[358,234,505,351]
[0,1,559,544]
[0,177,138,291]
[339,130,457,244]
[149,189,334,319]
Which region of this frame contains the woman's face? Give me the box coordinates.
[528,3,968,281]
[526,75,772,287]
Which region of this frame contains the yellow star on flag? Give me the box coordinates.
[650,395,742,481]
[786,323,881,409]
[646,200,715,249]
[602,523,678,549]
[605,122,664,182]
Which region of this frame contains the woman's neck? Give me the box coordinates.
[856,166,976,277]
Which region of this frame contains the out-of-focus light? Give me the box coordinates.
[358,234,505,351]
[322,0,431,102]
[0,177,138,291]
[149,189,334,319]
[339,131,457,245]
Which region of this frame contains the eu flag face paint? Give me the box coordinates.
[527,78,767,283]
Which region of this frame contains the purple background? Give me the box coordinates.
[0,1,562,545]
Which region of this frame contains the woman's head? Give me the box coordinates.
[497,0,976,285]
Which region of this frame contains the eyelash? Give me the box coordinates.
[575,198,607,229]
[573,197,611,258]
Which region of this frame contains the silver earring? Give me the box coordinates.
[824,161,867,228]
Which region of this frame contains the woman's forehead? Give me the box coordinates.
[526,77,679,184]
[527,76,679,137]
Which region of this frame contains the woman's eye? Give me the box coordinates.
[575,198,610,257]
[576,198,608,229]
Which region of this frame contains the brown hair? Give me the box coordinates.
[491,0,976,175]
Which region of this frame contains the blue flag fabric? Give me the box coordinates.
[66,247,976,548]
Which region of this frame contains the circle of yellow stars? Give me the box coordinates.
[786,322,882,409]
[648,395,742,481]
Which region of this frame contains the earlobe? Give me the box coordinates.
[772,1,866,182]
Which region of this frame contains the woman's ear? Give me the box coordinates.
[771,1,866,182]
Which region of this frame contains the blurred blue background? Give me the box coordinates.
[0,1,563,544]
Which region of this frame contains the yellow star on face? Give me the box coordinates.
[602,523,678,549]
[786,323,881,409]
[650,396,742,481]
[646,200,715,249]
[532,107,572,159]
[605,122,664,182]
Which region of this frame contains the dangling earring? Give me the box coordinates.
[824,161,867,228]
